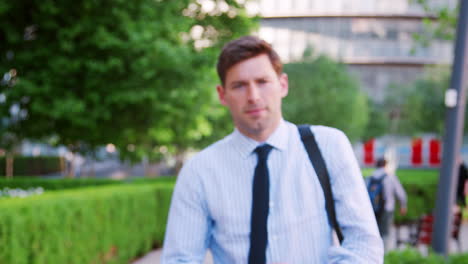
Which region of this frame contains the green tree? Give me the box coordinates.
[0,0,256,175]
[381,66,468,136]
[412,0,458,46]
[402,70,448,135]
[0,69,23,177]
[362,99,389,141]
[382,82,415,135]
[368,67,447,138]
[283,52,369,142]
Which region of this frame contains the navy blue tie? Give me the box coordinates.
[248,144,273,264]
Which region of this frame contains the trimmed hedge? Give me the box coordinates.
[0,182,174,264]
[0,169,454,224]
[0,156,64,176]
[395,170,439,224]
[0,172,466,263]
[385,248,468,263]
[0,176,177,191]
[364,169,439,224]
[365,169,468,222]
[0,169,445,223]
[0,177,121,191]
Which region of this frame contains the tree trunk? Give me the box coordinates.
[5,153,13,178]
[143,156,150,177]
[87,152,96,177]
[174,151,186,176]
[66,153,76,178]
[60,157,66,176]
[90,159,95,177]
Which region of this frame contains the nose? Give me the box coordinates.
[246,83,260,103]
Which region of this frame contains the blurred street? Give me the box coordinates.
[43,158,174,179]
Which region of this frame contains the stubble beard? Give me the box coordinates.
[234,112,277,141]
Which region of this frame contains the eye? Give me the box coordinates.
[231,82,246,89]
[257,78,268,84]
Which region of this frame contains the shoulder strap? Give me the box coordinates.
[378,174,387,183]
[372,173,387,184]
[298,124,344,243]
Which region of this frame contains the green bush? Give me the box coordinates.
[365,168,468,225]
[0,182,174,264]
[395,170,438,224]
[385,249,444,263]
[0,176,177,191]
[124,176,177,185]
[0,177,120,191]
[0,156,64,176]
[364,169,439,224]
[385,248,468,263]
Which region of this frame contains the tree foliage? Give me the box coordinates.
[0,0,256,163]
[362,99,389,141]
[379,66,468,136]
[400,70,448,135]
[408,1,468,137]
[282,52,369,142]
[412,0,458,46]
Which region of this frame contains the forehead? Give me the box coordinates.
[225,54,277,84]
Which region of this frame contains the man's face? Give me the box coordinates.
[217,54,288,141]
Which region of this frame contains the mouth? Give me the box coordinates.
[245,108,265,116]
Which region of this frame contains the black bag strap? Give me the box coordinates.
[369,173,387,185]
[298,124,344,243]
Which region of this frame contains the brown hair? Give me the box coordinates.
[216,36,283,85]
[376,158,387,168]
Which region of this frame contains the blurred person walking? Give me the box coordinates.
[456,157,468,209]
[367,158,407,251]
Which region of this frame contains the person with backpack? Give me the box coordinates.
[456,157,468,209]
[162,36,383,263]
[367,158,407,250]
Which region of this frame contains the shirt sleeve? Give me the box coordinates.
[392,174,407,209]
[161,160,212,264]
[313,126,384,264]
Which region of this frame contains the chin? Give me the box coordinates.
[248,120,269,134]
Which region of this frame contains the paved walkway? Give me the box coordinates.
[132,222,468,263]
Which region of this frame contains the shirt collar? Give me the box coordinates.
[231,119,289,159]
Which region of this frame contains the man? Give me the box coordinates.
[367,158,407,251]
[456,157,468,208]
[162,36,383,263]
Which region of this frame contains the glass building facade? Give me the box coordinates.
[257,0,455,102]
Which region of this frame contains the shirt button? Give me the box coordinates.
[269,202,275,208]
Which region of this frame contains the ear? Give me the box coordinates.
[279,73,289,98]
[216,84,227,106]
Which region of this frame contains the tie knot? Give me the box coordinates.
[254,144,273,160]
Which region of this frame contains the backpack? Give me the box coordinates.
[367,174,386,217]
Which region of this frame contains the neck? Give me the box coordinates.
[238,118,282,142]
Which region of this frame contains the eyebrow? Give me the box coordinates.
[228,76,272,87]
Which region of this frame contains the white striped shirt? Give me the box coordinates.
[162,120,383,263]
